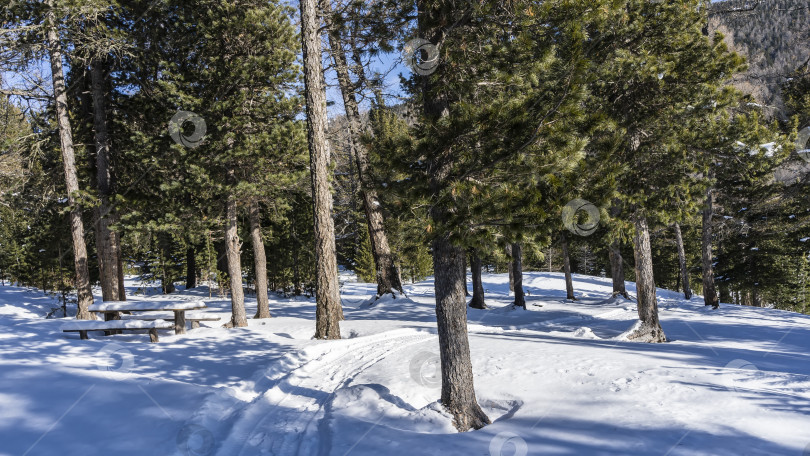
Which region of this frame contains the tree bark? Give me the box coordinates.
[752,288,762,307]
[719,281,730,304]
[300,0,342,339]
[673,222,692,300]
[116,244,126,301]
[462,253,469,296]
[561,233,576,301]
[250,200,271,319]
[185,245,197,289]
[468,250,486,309]
[158,232,175,294]
[627,212,667,343]
[512,243,525,308]
[701,188,719,308]
[225,197,247,327]
[323,5,403,298]
[505,243,514,292]
[46,4,94,320]
[609,241,629,299]
[90,60,121,302]
[432,236,490,430]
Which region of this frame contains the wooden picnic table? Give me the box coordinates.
[88,300,207,335]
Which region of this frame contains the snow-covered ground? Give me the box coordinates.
[1,272,809,456]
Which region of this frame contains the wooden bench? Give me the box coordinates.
[119,313,222,329]
[62,320,174,342]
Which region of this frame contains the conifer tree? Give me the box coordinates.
[586,0,757,341]
[301,0,342,338]
[395,0,612,430]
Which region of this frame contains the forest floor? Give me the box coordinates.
[1,271,809,456]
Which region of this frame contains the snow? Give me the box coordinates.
[1,273,809,455]
[60,319,174,331]
[88,300,206,312]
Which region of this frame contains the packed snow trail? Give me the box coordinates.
[210,328,436,456]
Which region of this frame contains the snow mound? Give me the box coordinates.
[572,327,600,339]
[330,384,456,434]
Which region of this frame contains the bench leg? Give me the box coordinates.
[191,321,200,330]
[149,328,159,343]
[79,330,88,340]
[174,310,186,335]
[104,311,123,335]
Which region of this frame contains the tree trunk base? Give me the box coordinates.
[611,291,630,300]
[254,309,271,319]
[625,321,667,343]
[446,401,491,432]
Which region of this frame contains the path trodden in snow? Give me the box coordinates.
[1,272,809,455]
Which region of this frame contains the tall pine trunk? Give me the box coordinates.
[90,60,121,302]
[609,241,628,299]
[47,3,94,320]
[185,245,197,289]
[674,222,692,300]
[701,188,719,308]
[420,2,489,430]
[561,233,576,300]
[225,197,247,327]
[505,243,514,292]
[627,212,666,343]
[719,282,730,304]
[300,0,341,339]
[512,242,525,308]
[250,201,271,319]
[324,6,403,298]
[158,233,176,294]
[431,235,490,430]
[468,250,486,309]
[116,246,126,300]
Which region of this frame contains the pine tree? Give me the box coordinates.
[353,221,376,284]
[322,0,409,298]
[393,0,613,431]
[300,0,342,339]
[585,0,759,341]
